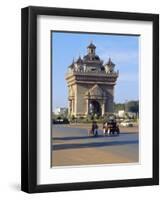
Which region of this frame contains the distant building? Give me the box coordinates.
[65,42,119,118]
[117,110,137,118]
[54,107,68,116]
[118,110,125,118]
[128,112,137,118]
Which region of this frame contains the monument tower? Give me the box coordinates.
[65,42,119,118]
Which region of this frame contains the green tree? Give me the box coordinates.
[114,103,125,112]
[127,101,139,113]
[114,101,139,114]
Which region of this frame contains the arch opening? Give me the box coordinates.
[89,100,101,116]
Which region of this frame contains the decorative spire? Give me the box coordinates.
[105,57,115,67]
[68,58,75,69]
[72,58,75,65]
[76,55,83,64]
[87,42,96,49]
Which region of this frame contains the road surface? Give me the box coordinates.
[52,125,139,167]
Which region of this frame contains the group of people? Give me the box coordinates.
[88,120,120,136]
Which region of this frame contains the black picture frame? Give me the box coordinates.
[21,6,159,193]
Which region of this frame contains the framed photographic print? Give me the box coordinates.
[21,6,159,193]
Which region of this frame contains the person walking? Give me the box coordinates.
[92,121,98,136]
[103,121,108,136]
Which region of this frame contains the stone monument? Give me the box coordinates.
[65,42,119,118]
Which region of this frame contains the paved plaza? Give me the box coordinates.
[51,124,139,167]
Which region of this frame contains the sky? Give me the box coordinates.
[52,31,139,111]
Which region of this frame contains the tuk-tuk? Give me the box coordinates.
[103,119,120,135]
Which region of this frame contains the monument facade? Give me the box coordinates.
[65,42,119,118]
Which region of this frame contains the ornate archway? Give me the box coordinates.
[89,100,101,116]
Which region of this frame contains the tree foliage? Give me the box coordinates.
[114,100,139,113]
[114,103,125,112]
[127,101,139,113]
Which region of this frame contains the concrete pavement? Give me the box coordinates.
[52,125,139,167]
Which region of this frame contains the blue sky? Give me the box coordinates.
[52,32,139,111]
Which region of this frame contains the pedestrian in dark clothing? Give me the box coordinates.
[92,121,98,136]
